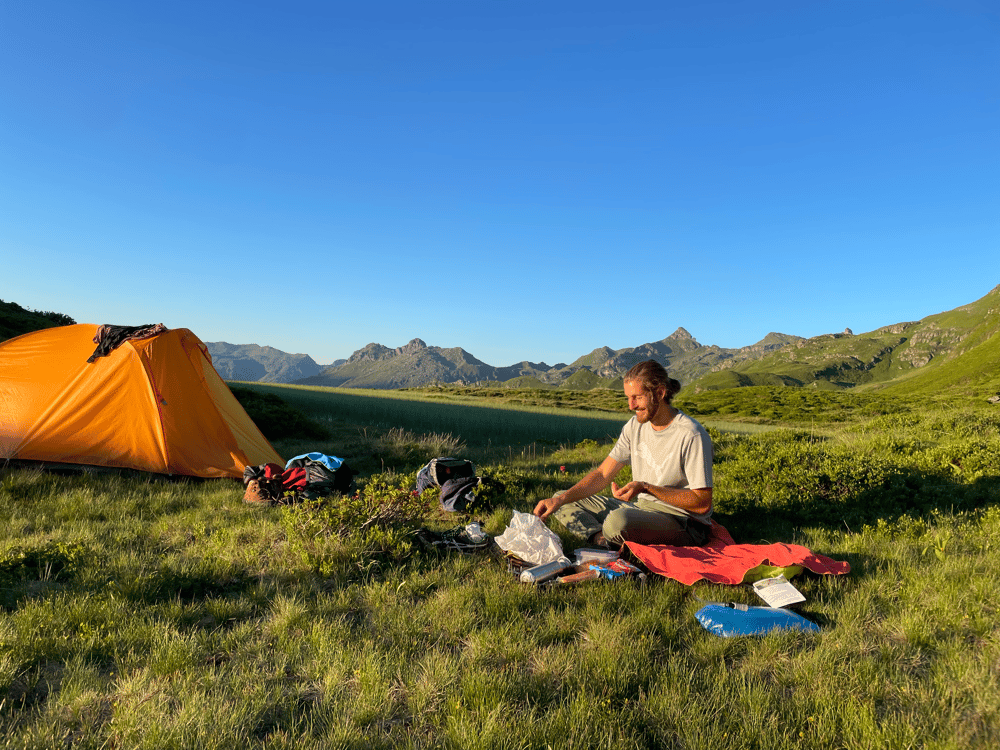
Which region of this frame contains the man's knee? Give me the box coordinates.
[601,508,632,544]
[602,508,696,546]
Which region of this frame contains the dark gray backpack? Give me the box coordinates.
[415,457,476,495]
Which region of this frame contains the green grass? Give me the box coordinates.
[232,383,629,475]
[2,387,1000,748]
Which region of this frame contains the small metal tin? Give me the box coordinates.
[520,559,573,584]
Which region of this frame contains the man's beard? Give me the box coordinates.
[635,394,660,423]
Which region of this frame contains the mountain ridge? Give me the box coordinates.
[296,285,1000,393]
[5,286,998,395]
[693,285,1000,395]
[203,342,324,384]
[296,328,809,390]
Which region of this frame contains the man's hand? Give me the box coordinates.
[533,495,563,520]
[535,457,624,521]
[611,480,645,503]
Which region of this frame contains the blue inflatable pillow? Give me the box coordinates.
[695,603,820,637]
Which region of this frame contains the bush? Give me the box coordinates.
[280,474,434,579]
[713,416,1000,539]
[478,464,538,506]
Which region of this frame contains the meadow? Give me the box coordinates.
[1,383,998,749]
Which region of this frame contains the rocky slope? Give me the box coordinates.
[205,342,324,384]
[296,286,1000,392]
[297,329,805,390]
[694,285,1000,393]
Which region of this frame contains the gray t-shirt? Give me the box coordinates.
[608,410,714,522]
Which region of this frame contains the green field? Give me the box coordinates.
[2,385,999,749]
[246,382,628,445]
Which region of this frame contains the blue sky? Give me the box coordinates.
[3,1,997,367]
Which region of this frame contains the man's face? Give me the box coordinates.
[624,380,663,424]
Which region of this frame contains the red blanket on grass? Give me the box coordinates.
[624,521,850,585]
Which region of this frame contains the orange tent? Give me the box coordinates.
[0,324,283,479]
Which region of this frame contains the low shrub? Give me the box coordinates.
[713,418,1000,538]
[478,465,537,505]
[280,474,434,579]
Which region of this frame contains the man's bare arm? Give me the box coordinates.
[533,456,625,520]
[611,481,713,516]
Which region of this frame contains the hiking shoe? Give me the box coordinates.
[415,525,491,553]
[243,479,271,505]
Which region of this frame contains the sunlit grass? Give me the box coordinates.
[2,393,999,748]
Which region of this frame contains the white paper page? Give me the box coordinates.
[752,574,806,607]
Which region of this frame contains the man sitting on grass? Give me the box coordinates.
[533,360,714,548]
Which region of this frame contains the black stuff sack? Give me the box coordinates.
[439,476,483,512]
[416,457,476,495]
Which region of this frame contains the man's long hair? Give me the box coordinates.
[624,360,682,404]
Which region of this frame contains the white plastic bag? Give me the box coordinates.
[494,511,570,566]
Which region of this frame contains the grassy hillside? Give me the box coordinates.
[693,285,1000,395]
[694,331,917,391]
[493,375,557,389]
[559,368,622,391]
[879,327,1000,402]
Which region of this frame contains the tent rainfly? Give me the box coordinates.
[0,324,283,479]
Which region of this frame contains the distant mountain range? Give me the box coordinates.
[204,342,326,384]
[5,286,999,397]
[290,327,806,390]
[230,284,1000,395]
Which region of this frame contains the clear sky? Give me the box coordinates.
[3,1,997,367]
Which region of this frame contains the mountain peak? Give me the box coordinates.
[400,338,428,354]
[752,332,803,348]
[670,327,694,340]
